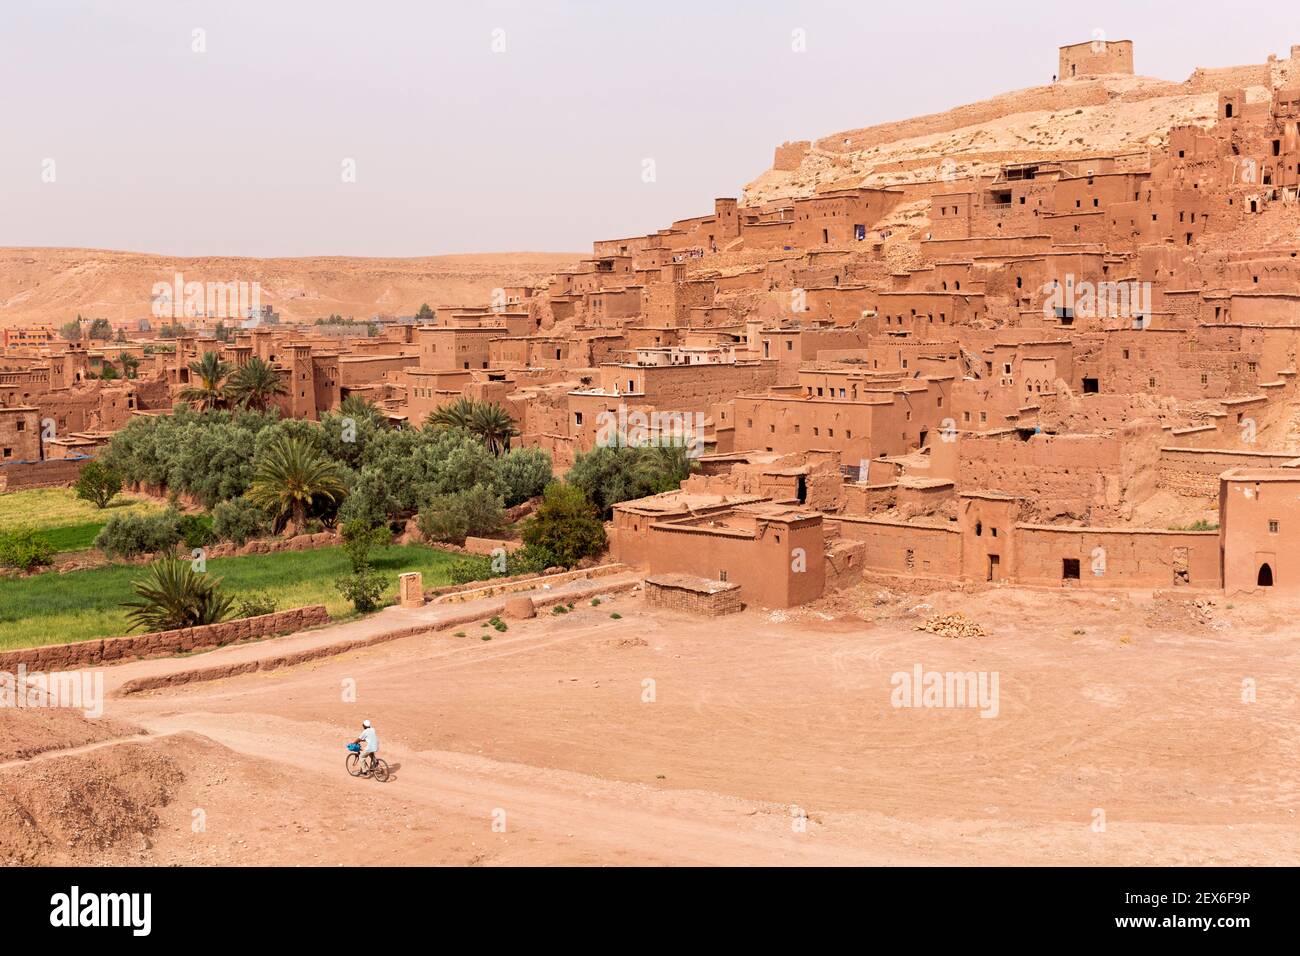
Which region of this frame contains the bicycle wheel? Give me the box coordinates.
[371,759,389,783]
[345,752,362,777]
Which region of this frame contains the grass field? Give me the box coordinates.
[0,487,162,552]
[0,544,461,649]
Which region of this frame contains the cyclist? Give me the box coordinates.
[354,719,379,774]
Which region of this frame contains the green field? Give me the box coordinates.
[0,487,162,553]
[0,544,460,650]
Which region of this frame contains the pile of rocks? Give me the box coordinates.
[916,612,987,638]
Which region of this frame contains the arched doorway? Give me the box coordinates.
[1257,563,1274,587]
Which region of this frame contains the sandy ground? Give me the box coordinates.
[7,579,1296,866]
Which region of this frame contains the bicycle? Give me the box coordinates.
[345,742,389,782]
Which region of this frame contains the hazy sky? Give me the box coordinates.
[0,0,1288,257]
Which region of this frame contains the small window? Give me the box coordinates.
[1269,520,1279,534]
[1063,558,1081,580]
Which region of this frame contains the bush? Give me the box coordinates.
[335,567,386,612]
[211,497,270,545]
[177,513,215,550]
[0,526,56,571]
[340,520,391,572]
[520,483,607,568]
[497,447,553,507]
[94,509,183,559]
[235,591,278,618]
[121,557,233,632]
[74,460,123,509]
[447,555,495,585]
[417,483,504,545]
[566,444,692,518]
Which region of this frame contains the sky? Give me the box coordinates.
[0,0,1290,258]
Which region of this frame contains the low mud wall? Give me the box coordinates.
[0,605,330,671]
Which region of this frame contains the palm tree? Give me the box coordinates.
[469,402,520,456]
[425,397,476,431]
[339,393,383,426]
[245,435,348,534]
[226,356,289,411]
[178,350,232,410]
[117,351,141,379]
[122,557,234,632]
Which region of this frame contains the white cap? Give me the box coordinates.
[362,719,372,728]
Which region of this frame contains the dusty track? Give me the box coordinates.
[7,583,1299,865]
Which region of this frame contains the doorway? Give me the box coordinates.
[1258,563,1274,587]
[987,554,1001,582]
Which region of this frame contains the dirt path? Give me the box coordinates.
[11,581,1300,865]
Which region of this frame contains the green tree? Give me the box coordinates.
[121,557,234,632]
[117,350,141,379]
[566,443,692,518]
[426,397,476,431]
[178,350,233,411]
[211,496,269,545]
[469,402,520,456]
[417,483,504,544]
[74,460,123,509]
[339,519,391,572]
[87,317,113,340]
[520,483,606,568]
[60,319,83,342]
[245,435,348,534]
[226,356,288,411]
[416,303,435,321]
[496,446,553,506]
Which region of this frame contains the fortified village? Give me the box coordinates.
[7,39,1300,609]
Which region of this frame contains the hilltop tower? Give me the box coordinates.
[1058,38,1134,79]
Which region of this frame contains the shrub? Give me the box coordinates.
[0,526,56,572]
[567,443,692,518]
[235,591,278,618]
[340,520,391,573]
[416,502,468,545]
[121,557,234,632]
[497,447,553,507]
[74,460,123,509]
[520,483,607,568]
[335,567,386,612]
[509,543,560,574]
[211,497,270,545]
[447,555,495,585]
[177,513,216,550]
[417,483,504,544]
[94,509,182,559]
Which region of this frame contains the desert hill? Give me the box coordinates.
[743,57,1299,205]
[0,248,582,327]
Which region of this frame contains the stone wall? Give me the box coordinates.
[0,605,330,671]
[1157,447,1299,498]
[644,573,743,616]
[0,457,86,492]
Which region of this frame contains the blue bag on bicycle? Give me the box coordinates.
[346,742,360,752]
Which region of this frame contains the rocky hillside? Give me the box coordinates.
[0,249,581,327]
